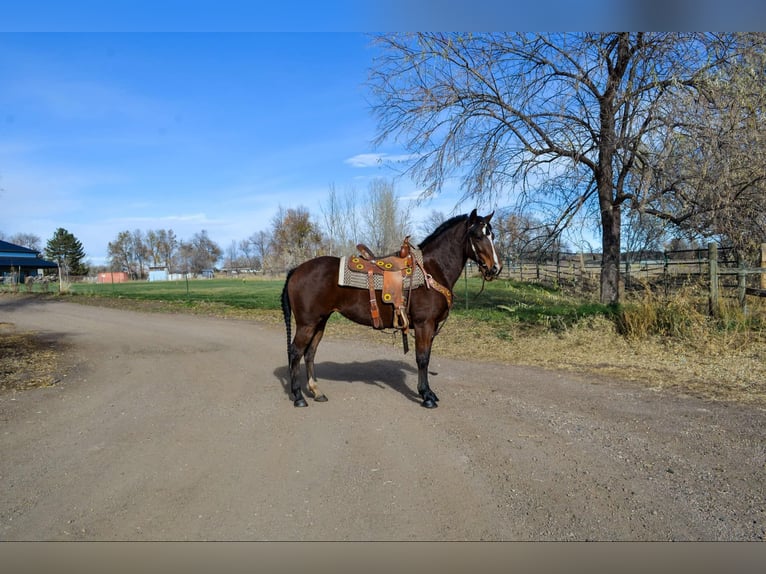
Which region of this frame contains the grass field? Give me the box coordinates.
[63,276,615,329]
[70,277,284,311]
[5,274,766,406]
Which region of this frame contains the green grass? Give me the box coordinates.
[62,275,613,329]
[69,278,283,310]
[452,277,614,329]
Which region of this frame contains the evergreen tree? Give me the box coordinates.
[45,228,89,277]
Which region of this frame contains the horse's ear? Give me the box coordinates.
[486,210,495,223]
[469,208,478,223]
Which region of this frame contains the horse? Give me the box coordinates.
[280,209,502,408]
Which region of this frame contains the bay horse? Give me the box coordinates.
[281,209,502,408]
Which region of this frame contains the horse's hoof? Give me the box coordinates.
[294,398,308,407]
[421,398,438,409]
[314,395,328,402]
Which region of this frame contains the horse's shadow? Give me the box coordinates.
[274,359,423,404]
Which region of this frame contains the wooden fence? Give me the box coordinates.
[499,243,766,315]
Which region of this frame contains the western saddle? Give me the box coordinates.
[348,236,417,333]
[346,236,454,355]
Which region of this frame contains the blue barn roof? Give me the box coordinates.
[0,240,58,269]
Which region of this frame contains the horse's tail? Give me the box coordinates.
[281,268,296,361]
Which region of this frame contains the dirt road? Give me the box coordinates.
[1,295,765,541]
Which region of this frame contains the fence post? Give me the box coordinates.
[761,243,766,290]
[464,264,468,311]
[738,259,747,311]
[708,242,719,317]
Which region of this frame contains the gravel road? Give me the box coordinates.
[1,295,764,541]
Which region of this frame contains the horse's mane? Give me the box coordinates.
[418,214,469,249]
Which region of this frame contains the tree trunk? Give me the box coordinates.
[600,199,621,305]
[597,107,622,305]
[596,34,630,306]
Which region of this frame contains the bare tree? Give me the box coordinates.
[248,230,271,274]
[131,229,149,279]
[187,230,222,274]
[622,209,668,259]
[492,210,565,265]
[8,233,41,251]
[360,178,411,254]
[369,33,745,304]
[270,206,323,271]
[107,231,137,276]
[238,238,259,271]
[641,33,766,258]
[224,240,239,270]
[417,210,447,242]
[155,229,178,270]
[320,183,361,255]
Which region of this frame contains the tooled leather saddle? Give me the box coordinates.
[347,236,416,333]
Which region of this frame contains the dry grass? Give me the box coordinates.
[432,314,766,407]
[0,322,68,392]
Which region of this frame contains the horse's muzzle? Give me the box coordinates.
[481,263,502,281]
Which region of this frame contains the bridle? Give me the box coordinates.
[468,220,499,282]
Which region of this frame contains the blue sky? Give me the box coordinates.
[0,32,462,265]
[2,3,764,266]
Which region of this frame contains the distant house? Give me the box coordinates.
[0,240,58,283]
[96,272,129,284]
[148,266,169,282]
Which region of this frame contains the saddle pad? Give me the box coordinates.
[338,251,427,291]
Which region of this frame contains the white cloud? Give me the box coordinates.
[344,152,418,168]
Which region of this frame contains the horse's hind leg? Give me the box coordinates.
[289,323,319,407]
[304,316,329,402]
[288,342,307,407]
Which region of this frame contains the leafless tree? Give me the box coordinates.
[155,229,178,270]
[640,33,766,260]
[621,209,668,260]
[248,230,271,274]
[8,233,41,251]
[238,238,260,271]
[185,230,222,275]
[270,206,324,271]
[417,210,447,243]
[360,178,411,254]
[369,33,746,304]
[320,183,361,255]
[493,210,564,265]
[131,229,149,279]
[107,230,138,277]
[225,240,239,270]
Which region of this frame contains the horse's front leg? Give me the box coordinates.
[414,321,439,408]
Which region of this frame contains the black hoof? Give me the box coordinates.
[314,395,328,402]
[294,398,308,407]
[421,398,438,409]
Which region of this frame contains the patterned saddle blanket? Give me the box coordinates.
[337,243,427,332]
[337,248,426,291]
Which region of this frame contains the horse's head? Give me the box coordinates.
[467,209,503,281]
